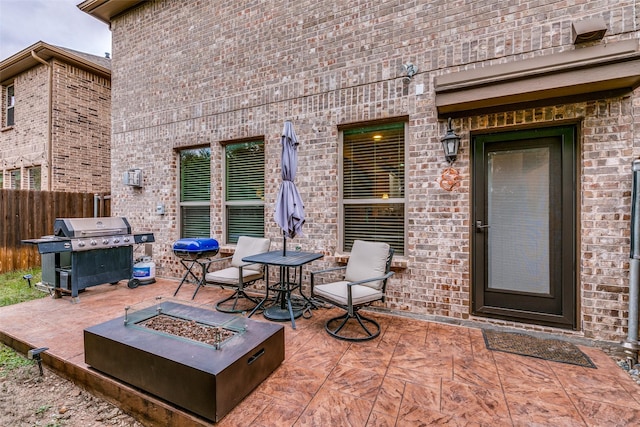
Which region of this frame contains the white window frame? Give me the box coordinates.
[27,166,41,190]
[9,169,21,189]
[5,84,15,127]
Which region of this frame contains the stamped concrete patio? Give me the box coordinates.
[0,277,639,426]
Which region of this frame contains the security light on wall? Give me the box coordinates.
[572,17,607,44]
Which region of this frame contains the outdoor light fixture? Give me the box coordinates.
[402,63,418,78]
[28,347,48,376]
[441,117,461,164]
[400,63,418,82]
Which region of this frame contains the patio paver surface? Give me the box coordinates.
[0,278,638,426]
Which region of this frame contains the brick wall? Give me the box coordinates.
[50,60,111,193]
[108,0,640,343]
[0,65,49,187]
[0,58,111,193]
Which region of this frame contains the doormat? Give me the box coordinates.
[482,329,596,368]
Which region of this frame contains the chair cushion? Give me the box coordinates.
[205,267,263,285]
[231,236,271,269]
[313,281,383,306]
[344,240,390,290]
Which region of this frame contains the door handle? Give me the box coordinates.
[475,220,490,232]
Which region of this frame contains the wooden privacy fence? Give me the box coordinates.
[0,189,111,274]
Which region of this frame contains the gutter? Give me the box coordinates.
[624,159,640,364]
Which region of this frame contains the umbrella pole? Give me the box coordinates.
[283,231,287,256]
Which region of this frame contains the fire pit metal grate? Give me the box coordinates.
[134,313,241,349]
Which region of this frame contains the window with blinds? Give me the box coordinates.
[179,147,211,238]
[5,85,15,127]
[225,140,264,243]
[28,166,41,190]
[342,122,405,254]
[9,169,20,189]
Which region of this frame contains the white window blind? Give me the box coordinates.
[9,169,20,189]
[28,166,41,190]
[342,122,405,254]
[225,140,264,243]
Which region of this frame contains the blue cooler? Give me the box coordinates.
[172,238,219,260]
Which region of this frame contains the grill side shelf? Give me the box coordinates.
[22,239,72,254]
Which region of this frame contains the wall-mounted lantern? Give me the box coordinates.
[441,117,461,164]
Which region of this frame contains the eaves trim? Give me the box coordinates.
[0,41,111,84]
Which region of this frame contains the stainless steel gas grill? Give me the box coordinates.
[23,217,155,300]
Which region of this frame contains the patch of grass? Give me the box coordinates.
[0,269,45,377]
[0,268,46,307]
[0,343,34,377]
[35,404,51,415]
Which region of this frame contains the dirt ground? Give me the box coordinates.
[0,317,219,427]
[0,363,143,427]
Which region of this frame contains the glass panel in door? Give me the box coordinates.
[488,147,550,294]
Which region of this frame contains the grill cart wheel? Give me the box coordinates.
[128,278,140,289]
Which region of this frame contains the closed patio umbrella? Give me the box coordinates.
[274,121,305,255]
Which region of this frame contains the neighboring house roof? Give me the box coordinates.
[0,41,111,85]
[78,0,145,25]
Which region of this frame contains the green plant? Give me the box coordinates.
[0,268,46,307]
[0,343,34,377]
[35,404,51,415]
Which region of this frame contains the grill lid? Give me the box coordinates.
[54,217,132,238]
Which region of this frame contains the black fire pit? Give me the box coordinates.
[84,301,284,422]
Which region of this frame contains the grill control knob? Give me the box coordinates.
[77,241,85,247]
[90,240,97,246]
[124,237,130,243]
[102,239,110,245]
[113,238,120,243]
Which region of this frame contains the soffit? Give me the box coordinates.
[78,0,145,25]
[0,41,111,84]
[434,39,640,118]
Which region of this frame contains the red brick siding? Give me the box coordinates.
[108,0,640,343]
[0,65,49,188]
[50,60,111,193]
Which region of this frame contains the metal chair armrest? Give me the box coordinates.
[201,255,232,267]
[346,271,394,288]
[310,266,347,292]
